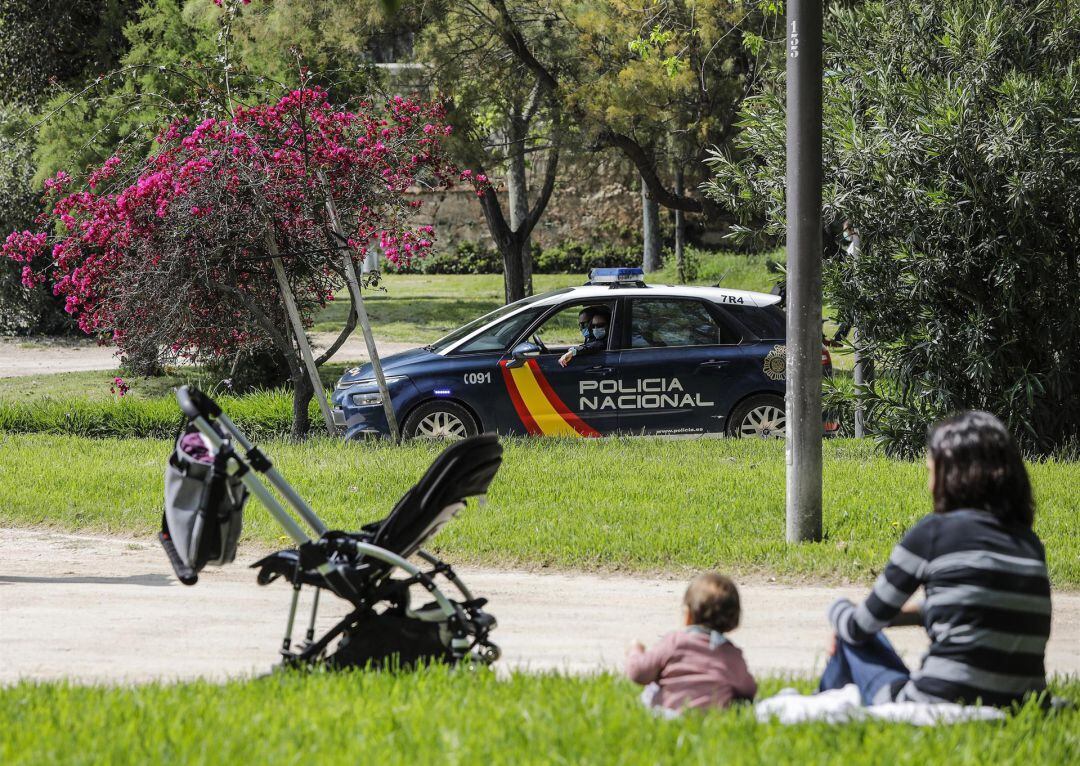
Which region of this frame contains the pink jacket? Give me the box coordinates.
[625,628,757,711]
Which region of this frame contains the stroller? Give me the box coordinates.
[159,385,502,669]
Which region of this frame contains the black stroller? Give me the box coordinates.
[159,386,502,669]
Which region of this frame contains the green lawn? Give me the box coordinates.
[2,434,1077,584]
[0,364,352,404]
[309,250,786,343]
[2,670,1076,765]
[311,273,583,340]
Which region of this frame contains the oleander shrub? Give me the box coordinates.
[708,0,1080,456]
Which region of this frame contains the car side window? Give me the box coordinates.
[530,302,614,351]
[720,303,785,341]
[629,299,741,348]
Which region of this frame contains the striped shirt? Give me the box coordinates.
[829,509,1051,707]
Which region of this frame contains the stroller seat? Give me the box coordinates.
[252,434,502,585]
[160,386,503,670]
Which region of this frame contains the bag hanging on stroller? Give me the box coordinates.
[158,386,501,669]
[160,429,248,584]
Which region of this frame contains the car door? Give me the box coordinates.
[615,297,748,435]
[443,305,549,436]
[499,299,620,436]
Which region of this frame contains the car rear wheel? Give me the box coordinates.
[402,400,479,441]
[728,395,786,439]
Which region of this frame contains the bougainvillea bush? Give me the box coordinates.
[4,88,452,435]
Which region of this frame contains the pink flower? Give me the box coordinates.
[110,376,130,397]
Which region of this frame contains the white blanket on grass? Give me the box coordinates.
[754,685,1005,726]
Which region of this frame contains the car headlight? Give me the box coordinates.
[340,375,407,403]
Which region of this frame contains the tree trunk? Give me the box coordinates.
[507,110,533,297]
[641,179,661,273]
[674,165,686,283]
[291,368,314,440]
[500,235,527,304]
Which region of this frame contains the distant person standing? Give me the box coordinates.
[829,220,861,346]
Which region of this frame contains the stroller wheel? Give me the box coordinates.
[480,643,501,664]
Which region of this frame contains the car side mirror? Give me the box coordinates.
[506,341,541,369]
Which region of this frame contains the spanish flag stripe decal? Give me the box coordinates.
[499,360,542,435]
[507,363,579,436]
[526,360,601,437]
[499,359,601,437]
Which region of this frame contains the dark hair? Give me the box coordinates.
[927,411,1034,527]
[684,572,740,633]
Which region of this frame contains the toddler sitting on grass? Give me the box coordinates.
[626,572,757,712]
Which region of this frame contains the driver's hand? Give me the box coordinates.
[558,351,573,367]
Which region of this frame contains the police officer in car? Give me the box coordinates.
[559,307,610,367]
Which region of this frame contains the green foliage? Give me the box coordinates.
[2,670,1077,765]
[31,0,381,185]
[0,390,302,441]
[385,241,505,275]
[565,0,770,168]
[381,242,773,277]
[707,0,1080,456]
[2,433,1079,584]
[0,0,136,105]
[0,104,73,334]
[31,0,220,183]
[533,241,642,274]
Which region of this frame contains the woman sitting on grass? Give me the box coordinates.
[626,572,757,711]
[820,410,1051,707]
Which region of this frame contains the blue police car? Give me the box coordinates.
[332,269,835,440]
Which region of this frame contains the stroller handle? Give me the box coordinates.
[176,385,222,421]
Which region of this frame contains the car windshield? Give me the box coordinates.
[427,289,573,354]
[454,306,547,354]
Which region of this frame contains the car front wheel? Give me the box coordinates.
[727,395,786,439]
[402,400,479,440]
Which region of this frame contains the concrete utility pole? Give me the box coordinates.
[784,0,824,542]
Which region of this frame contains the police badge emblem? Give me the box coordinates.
[763,344,786,381]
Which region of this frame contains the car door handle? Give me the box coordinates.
[584,366,614,376]
[697,359,731,373]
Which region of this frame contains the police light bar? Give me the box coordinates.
[588,267,646,284]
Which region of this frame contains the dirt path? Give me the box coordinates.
[0,335,416,378]
[2,528,1078,686]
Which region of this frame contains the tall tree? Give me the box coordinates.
[407,0,565,302]
[489,0,777,218]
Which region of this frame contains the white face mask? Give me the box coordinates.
[592,327,607,340]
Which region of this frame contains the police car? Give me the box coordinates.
[332,268,835,440]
